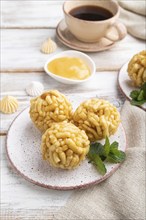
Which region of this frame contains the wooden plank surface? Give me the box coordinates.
[1,1,63,28]
[1,71,119,93]
[1,28,145,72]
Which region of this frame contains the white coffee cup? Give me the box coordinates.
[63,0,127,43]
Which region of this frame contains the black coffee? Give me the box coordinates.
[69,5,113,21]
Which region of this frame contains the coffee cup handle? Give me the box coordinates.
[105,22,127,42]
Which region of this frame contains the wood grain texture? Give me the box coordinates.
[0,71,125,133]
[1,0,63,28]
[1,71,119,93]
[1,28,145,72]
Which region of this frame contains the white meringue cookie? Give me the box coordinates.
[0,96,18,114]
[41,38,57,54]
[26,81,44,97]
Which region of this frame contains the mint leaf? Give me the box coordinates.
[130,99,146,106]
[107,151,126,163]
[91,154,107,175]
[137,90,144,101]
[110,141,119,151]
[89,142,106,161]
[87,143,106,175]
[89,142,104,156]
[130,90,139,99]
[103,136,110,157]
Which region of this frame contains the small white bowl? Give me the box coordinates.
[44,50,96,84]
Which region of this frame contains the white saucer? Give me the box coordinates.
[56,19,126,52]
[118,62,146,111]
[6,93,126,190]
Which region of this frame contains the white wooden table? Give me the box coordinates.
[1,1,145,219]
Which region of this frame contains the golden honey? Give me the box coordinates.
[47,57,91,80]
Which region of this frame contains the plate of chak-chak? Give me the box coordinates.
[6,92,126,190]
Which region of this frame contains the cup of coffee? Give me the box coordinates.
[63,0,127,43]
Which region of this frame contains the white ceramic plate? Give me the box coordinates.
[118,62,146,111]
[7,94,126,190]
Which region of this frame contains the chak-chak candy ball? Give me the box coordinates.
[73,98,120,141]
[29,90,73,132]
[41,121,90,169]
[128,50,146,87]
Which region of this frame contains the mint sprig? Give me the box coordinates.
[130,82,146,106]
[87,137,126,175]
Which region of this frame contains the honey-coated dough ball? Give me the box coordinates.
[128,50,146,87]
[29,90,73,132]
[41,122,90,169]
[73,99,120,141]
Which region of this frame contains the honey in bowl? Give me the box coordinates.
[47,57,91,80]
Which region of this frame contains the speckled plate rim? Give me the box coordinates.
[56,19,115,53]
[6,107,127,191]
[118,62,146,111]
